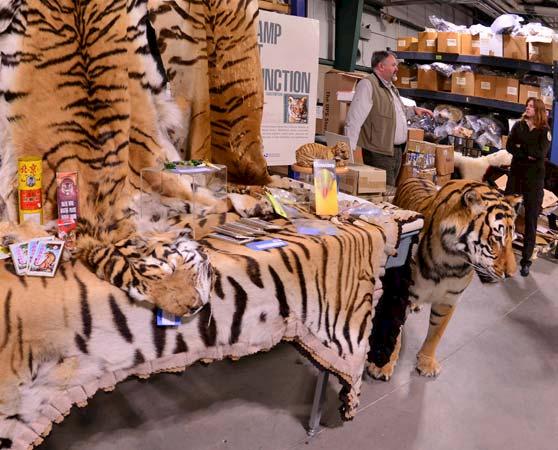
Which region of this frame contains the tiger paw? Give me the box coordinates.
[367,361,395,381]
[416,353,441,377]
[409,302,422,313]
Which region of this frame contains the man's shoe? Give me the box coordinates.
[520,265,530,277]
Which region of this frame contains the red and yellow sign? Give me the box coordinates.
[18,156,43,224]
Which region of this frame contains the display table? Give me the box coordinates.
[0,196,422,449]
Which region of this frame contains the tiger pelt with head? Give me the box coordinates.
[368,178,521,380]
[0,0,270,317]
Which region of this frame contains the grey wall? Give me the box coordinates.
[308,0,474,65]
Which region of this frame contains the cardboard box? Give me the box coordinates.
[451,71,475,96]
[437,32,461,54]
[396,164,413,186]
[406,140,436,154]
[407,128,424,141]
[474,74,496,99]
[435,145,454,175]
[528,41,558,65]
[460,33,473,55]
[519,84,540,104]
[436,174,451,186]
[495,77,519,103]
[342,164,386,194]
[315,103,324,134]
[397,36,418,52]
[418,31,437,52]
[542,93,553,110]
[417,67,438,90]
[323,69,367,134]
[503,35,527,60]
[467,34,503,57]
[438,75,452,92]
[395,64,417,89]
[406,140,421,153]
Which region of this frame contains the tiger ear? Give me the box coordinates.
[288,96,294,104]
[462,189,482,212]
[504,194,522,213]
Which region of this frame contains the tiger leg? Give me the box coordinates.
[367,329,402,381]
[416,303,455,377]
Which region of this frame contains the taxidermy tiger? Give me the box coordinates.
[295,142,351,168]
[287,96,308,123]
[368,178,521,380]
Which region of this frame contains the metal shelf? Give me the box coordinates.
[395,52,553,75]
[398,88,526,114]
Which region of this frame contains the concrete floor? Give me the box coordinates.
[41,255,558,450]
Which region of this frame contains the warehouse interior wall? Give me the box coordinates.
[309,0,475,103]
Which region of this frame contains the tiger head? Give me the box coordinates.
[332,141,350,165]
[287,96,307,123]
[436,182,522,283]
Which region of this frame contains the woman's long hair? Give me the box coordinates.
[523,97,549,129]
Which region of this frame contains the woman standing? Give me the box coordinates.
[505,97,551,277]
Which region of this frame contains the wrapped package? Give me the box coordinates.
[490,14,524,35]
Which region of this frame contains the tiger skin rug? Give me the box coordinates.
[0,207,425,449]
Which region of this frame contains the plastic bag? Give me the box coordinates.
[341,204,384,219]
[417,64,433,71]
[453,65,473,73]
[540,76,554,104]
[490,14,524,35]
[476,132,501,149]
[469,24,493,37]
[515,22,555,41]
[431,62,455,77]
[290,218,338,236]
[434,121,459,140]
[429,15,467,32]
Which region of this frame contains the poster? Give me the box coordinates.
[258,11,319,166]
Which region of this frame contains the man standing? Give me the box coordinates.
[345,50,432,186]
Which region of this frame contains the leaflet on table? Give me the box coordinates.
[313,159,339,216]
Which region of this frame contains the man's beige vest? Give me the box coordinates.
[357,72,400,156]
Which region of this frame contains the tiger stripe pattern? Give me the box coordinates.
[368,178,521,380]
[0,216,390,447]
[0,0,262,315]
[149,0,270,185]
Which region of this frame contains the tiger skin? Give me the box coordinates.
[149,0,270,185]
[0,0,271,317]
[0,214,390,448]
[368,178,521,380]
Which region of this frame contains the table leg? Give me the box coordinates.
[307,370,329,437]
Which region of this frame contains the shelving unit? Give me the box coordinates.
[398,88,526,114]
[395,51,557,159]
[396,51,553,75]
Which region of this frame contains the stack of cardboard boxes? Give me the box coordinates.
[398,128,455,186]
[396,31,555,108]
[318,69,367,135]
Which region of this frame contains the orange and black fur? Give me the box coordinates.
[368,178,521,380]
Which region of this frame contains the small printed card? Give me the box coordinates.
[28,237,54,266]
[27,240,64,277]
[156,309,181,327]
[245,239,288,251]
[9,241,30,275]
